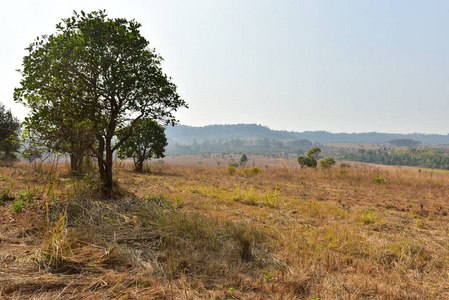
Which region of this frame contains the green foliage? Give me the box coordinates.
[117,119,167,172]
[242,167,260,177]
[373,176,388,184]
[297,156,317,168]
[306,147,321,161]
[166,137,311,156]
[12,199,25,213]
[22,145,43,163]
[297,147,322,168]
[0,102,21,161]
[19,190,34,202]
[15,10,187,195]
[388,138,421,147]
[342,147,449,170]
[250,167,260,175]
[320,157,336,168]
[239,154,248,166]
[227,166,236,175]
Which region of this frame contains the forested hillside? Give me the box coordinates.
[166,124,449,144]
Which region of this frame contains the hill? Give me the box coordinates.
[166,124,449,145]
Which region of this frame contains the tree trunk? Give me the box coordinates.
[70,152,84,175]
[100,135,114,198]
[96,137,110,196]
[135,158,144,172]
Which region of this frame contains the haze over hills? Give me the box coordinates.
[166,124,449,145]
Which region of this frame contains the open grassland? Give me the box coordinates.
[1,159,449,299]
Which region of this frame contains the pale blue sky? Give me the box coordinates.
[2,0,449,134]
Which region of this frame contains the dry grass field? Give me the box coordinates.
[1,157,449,299]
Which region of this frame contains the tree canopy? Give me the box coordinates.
[117,118,167,172]
[14,10,187,195]
[298,147,322,168]
[0,102,21,161]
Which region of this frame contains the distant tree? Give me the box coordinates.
[117,119,167,172]
[14,10,187,196]
[320,157,336,168]
[298,156,316,168]
[306,147,321,161]
[0,102,20,161]
[298,147,322,168]
[239,154,248,166]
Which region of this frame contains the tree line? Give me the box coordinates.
[166,138,313,156]
[341,148,449,170]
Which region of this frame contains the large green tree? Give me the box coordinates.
[117,119,167,172]
[14,10,187,196]
[0,102,21,161]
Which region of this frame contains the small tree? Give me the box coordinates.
[320,157,336,168]
[297,156,317,168]
[298,147,321,168]
[306,147,321,161]
[117,119,167,172]
[0,102,20,161]
[239,154,248,167]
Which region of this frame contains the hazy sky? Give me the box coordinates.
[2,0,449,134]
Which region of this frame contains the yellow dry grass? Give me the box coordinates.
[0,158,449,299]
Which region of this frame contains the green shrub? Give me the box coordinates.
[12,199,25,213]
[250,167,260,175]
[19,190,34,202]
[0,186,14,202]
[242,168,251,176]
[320,157,336,168]
[227,166,236,175]
[373,176,388,184]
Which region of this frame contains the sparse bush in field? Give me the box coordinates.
[340,163,350,169]
[19,190,34,202]
[359,208,383,225]
[1,183,15,202]
[242,167,261,177]
[373,176,388,184]
[250,167,260,175]
[227,166,236,175]
[320,157,336,168]
[12,199,25,213]
[242,168,251,176]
